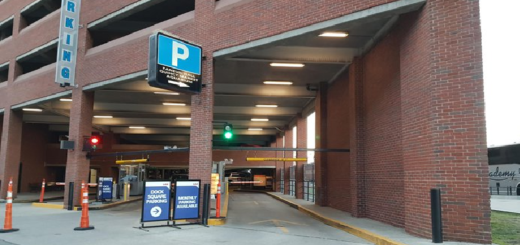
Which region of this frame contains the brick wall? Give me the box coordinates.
[19,123,48,193]
[325,71,351,212]
[362,26,404,227]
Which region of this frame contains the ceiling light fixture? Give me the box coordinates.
[176,117,191,121]
[251,118,269,122]
[270,63,304,68]
[60,98,72,102]
[263,81,293,85]
[154,92,180,96]
[129,126,146,129]
[256,104,278,108]
[22,108,42,112]
[94,115,113,119]
[319,32,349,37]
[163,102,186,106]
[248,128,263,131]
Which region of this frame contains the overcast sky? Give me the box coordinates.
[481,0,520,147]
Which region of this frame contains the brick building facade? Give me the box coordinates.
[0,0,490,243]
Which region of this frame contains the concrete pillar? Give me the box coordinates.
[315,82,328,206]
[0,109,23,198]
[296,115,307,199]
[349,57,366,218]
[64,90,94,207]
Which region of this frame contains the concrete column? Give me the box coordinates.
[64,90,94,207]
[0,109,23,198]
[296,115,307,199]
[349,57,366,218]
[315,82,328,206]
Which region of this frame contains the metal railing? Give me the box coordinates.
[490,186,519,196]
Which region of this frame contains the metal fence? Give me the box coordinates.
[280,169,285,194]
[303,164,315,202]
[289,166,295,196]
[490,186,520,196]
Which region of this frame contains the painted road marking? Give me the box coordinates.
[249,219,306,234]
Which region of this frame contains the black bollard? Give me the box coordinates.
[431,189,443,243]
[68,182,74,211]
[202,184,210,226]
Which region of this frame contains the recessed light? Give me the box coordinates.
[251,118,269,122]
[60,98,72,102]
[270,63,304,68]
[176,117,191,121]
[22,108,42,112]
[129,126,146,129]
[256,104,278,108]
[319,32,349,37]
[163,102,186,106]
[248,128,263,131]
[263,81,293,85]
[94,115,113,119]
[154,92,180,96]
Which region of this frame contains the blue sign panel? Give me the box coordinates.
[158,35,201,75]
[173,180,200,220]
[142,181,171,223]
[148,32,203,94]
[55,0,81,87]
[98,177,113,200]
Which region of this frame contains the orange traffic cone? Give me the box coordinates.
[74,181,94,231]
[39,178,46,203]
[0,177,19,233]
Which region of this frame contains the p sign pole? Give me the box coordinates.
[55,0,81,87]
[148,32,202,94]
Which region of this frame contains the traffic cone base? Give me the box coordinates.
[73,226,94,231]
[0,228,19,233]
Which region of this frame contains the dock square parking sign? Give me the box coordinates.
[148,32,202,94]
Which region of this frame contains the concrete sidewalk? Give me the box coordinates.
[266,192,488,245]
[491,195,520,214]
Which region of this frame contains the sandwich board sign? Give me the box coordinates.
[148,32,202,94]
[141,181,171,223]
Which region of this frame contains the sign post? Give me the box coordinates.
[55,0,81,87]
[141,181,172,228]
[173,180,201,222]
[148,32,203,94]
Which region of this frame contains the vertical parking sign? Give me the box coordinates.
[148,32,202,94]
[142,181,171,223]
[55,0,81,87]
[173,180,201,220]
[97,177,113,200]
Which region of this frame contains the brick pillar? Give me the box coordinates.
[275,135,283,192]
[315,82,328,206]
[64,90,94,207]
[400,1,490,243]
[188,0,216,186]
[0,109,23,198]
[296,115,307,199]
[349,57,366,218]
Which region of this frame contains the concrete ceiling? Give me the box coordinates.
[21,13,402,147]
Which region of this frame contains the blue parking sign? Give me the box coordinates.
[142,181,171,223]
[173,180,201,220]
[148,32,202,94]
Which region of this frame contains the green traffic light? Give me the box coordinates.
[224,131,233,139]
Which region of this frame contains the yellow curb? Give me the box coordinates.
[264,192,407,245]
[208,218,226,225]
[31,202,65,209]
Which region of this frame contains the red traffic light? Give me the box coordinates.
[90,136,100,145]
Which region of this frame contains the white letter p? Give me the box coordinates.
[172,42,189,66]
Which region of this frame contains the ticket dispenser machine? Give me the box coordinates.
[119,164,147,196]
